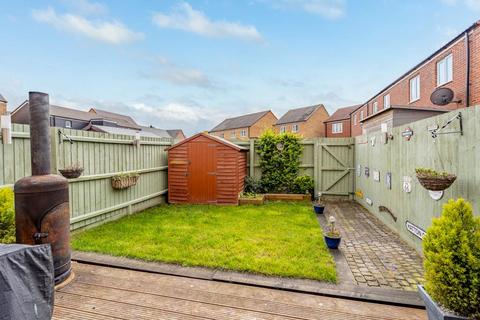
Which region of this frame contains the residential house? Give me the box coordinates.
[166,129,186,140]
[324,105,360,137]
[275,104,329,138]
[210,110,277,140]
[0,93,7,115]
[350,20,480,136]
[88,108,140,130]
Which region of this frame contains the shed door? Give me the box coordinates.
[188,142,217,203]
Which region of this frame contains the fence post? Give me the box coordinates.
[249,139,255,177]
[313,139,319,198]
[50,127,59,174]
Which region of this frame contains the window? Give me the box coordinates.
[410,75,420,102]
[65,120,72,128]
[220,133,224,138]
[437,53,453,86]
[332,122,343,134]
[354,114,357,125]
[292,124,299,133]
[280,126,286,133]
[360,110,364,121]
[384,94,390,109]
[241,129,247,137]
[373,101,378,113]
[231,131,235,138]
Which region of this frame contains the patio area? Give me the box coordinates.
[53,262,427,320]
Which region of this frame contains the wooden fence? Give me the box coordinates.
[237,137,355,198]
[0,124,172,230]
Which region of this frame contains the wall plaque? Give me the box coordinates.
[365,197,373,206]
[385,172,392,189]
[406,221,426,240]
[357,164,361,177]
[403,176,412,193]
[373,170,380,182]
[402,127,413,141]
[365,167,370,177]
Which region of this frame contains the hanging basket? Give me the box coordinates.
[111,174,139,190]
[416,173,456,191]
[59,168,84,179]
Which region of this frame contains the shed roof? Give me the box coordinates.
[210,110,272,132]
[324,105,361,123]
[276,104,324,125]
[167,132,248,151]
[89,108,140,129]
[360,105,451,123]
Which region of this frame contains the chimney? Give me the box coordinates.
[0,94,7,115]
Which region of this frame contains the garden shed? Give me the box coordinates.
[167,133,248,204]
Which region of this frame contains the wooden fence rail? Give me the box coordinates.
[0,124,173,231]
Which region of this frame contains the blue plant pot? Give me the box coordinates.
[324,236,341,249]
[313,204,325,214]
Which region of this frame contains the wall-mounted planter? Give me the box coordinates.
[59,168,84,179]
[264,194,310,201]
[111,174,139,190]
[238,194,265,205]
[417,174,456,191]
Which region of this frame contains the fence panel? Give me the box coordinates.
[355,106,480,252]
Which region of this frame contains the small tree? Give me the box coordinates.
[0,187,15,244]
[423,198,480,318]
[257,130,303,193]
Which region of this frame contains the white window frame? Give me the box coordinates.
[353,114,357,125]
[437,53,453,86]
[384,94,390,109]
[373,101,378,113]
[332,122,343,134]
[280,126,286,133]
[65,120,72,128]
[240,129,247,137]
[231,130,235,138]
[291,124,299,133]
[409,75,420,102]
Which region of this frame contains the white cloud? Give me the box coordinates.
[132,102,223,124]
[260,0,345,19]
[140,56,214,88]
[152,3,263,42]
[32,7,144,44]
[60,0,107,15]
[440,0,480,10]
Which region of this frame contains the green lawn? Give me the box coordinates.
[72,201,336,282]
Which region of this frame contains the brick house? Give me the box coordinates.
[274,104,330,138]
[0,93,7,115]
[209,110,277,140]
[349,20,480,137]
[324,105,360,137]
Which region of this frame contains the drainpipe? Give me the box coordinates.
[465,31,471,108]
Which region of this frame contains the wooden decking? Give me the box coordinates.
[53,262,427,320]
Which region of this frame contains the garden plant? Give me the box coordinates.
[422,198,480,319]
[0,187,15,244]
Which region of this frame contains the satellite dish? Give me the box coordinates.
[430,87,455,106]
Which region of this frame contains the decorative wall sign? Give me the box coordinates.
[379,206,397,222]
[365,197,373,206]
[403,176,412,193]
[429,190,444,201]
[385,172,392,189]
[406,221,426,240]
[402,127,414,141]
[370,136,376,146]
[365,167,370,177]
[355,190,364,199]
[381,123,388,133]
[373,170,380,182]
[357,164,361,177]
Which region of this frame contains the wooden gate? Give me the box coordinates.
[314,138,355,198]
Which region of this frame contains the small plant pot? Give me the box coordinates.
[417,285,468,320]
[313,204,325,214]
[324,235,341,249]
[59,168,84,179]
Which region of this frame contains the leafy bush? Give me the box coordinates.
[292,175,314,194]
[244,176,262,194]
[423,198,480,318]
[0,187,15,244]
[257,129,303,193]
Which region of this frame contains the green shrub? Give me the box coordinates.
[244,176,262,194]
[257,129,303,193]
[0,187,15,244]
[423,198,480,318]
[292,175,314,194]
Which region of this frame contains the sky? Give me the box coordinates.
[0,0,479,135]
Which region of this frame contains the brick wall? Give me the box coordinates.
[274,106,329,138]
[350,24,480,137]
[325,119,351,137]
[210,111,277,141]
[211,126,250,141]
[0,101,6,115]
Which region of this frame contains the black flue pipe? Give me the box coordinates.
[29,92,51,175]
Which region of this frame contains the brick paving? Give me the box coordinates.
[320,201,424,291]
